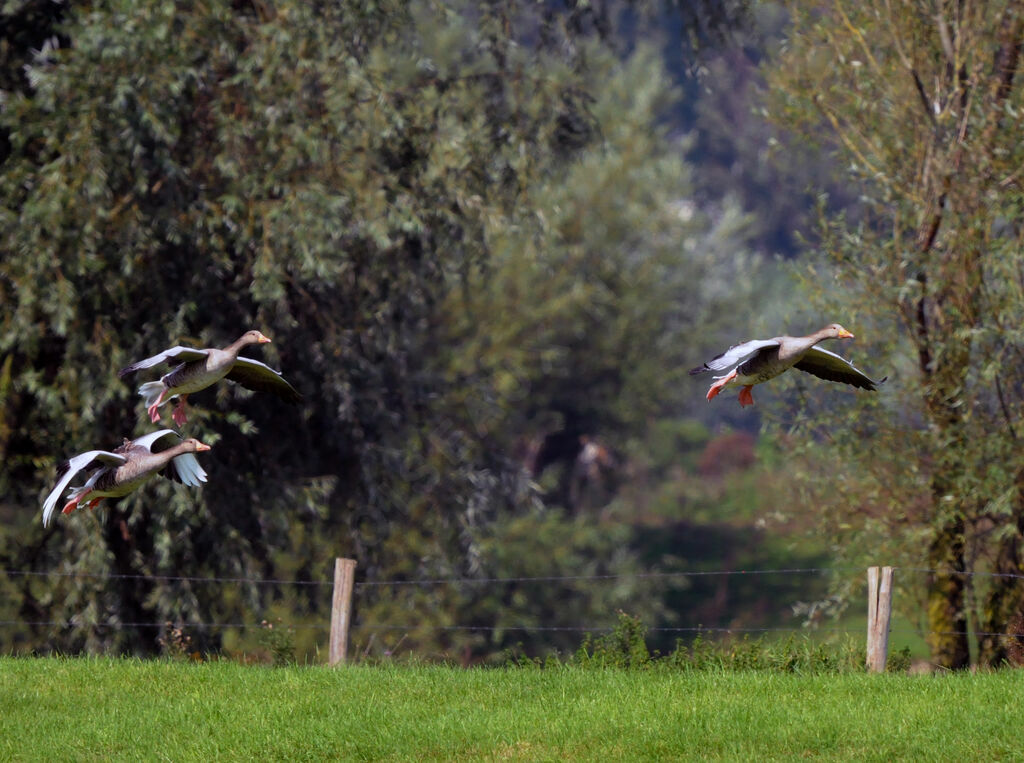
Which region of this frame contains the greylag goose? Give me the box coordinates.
[42,430,211,526]
[118,330,302,425]
[689,323,884,407]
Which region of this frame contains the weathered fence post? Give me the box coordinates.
[866,565,894,673]
[329,557,357,666]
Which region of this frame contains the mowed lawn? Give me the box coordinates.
[2,658,1022,760]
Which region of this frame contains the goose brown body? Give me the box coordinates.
[689,323,884,407]
[118,330,302,425]
[42,430,211,526]
[87,439,205,497]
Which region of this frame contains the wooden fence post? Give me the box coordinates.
[866,565,894,673]
[329,557,357,666]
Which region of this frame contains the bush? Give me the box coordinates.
[572,612,652,669]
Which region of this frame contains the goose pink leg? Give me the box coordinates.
[738,386,755,407]
[62,493,87,515]
[62,494,103,515]
[171,396,189,426]
[147,388,170,423]
[706,370,738,402]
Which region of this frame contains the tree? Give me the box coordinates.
[768,0,1024,667]
[0,0,746,657]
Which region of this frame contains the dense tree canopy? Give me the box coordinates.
[0,0,758,657]
[769,0,1024,668]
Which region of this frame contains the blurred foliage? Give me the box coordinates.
[0,0,781,658]
[766,0,1024,668]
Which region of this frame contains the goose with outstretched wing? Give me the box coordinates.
[689,323,885,407]
[42,430,211,526]
[118,330,302,425]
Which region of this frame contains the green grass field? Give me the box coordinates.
[2,657,1021,760]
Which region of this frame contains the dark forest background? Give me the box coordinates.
[3,0,1024,669]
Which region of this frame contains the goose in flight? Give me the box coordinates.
[118,330,302,425]
[689,324,884,407]
[42,430,210,526]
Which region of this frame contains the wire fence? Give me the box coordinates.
[2,565,1019,640]
[4,565,856,589]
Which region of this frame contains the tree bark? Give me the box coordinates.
[925,513,970,668]
[979,477,1024,665]
[920,374,972,668]
[975,5,1024,669]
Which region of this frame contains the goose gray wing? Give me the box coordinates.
[224,357,303,402]
[133,429,183,453]
[42,449,127,527]
[689,339,781,375]
[118,347,211,378]
[793,347,885,391]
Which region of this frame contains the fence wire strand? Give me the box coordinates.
[5,565,1020,589]
[1,566,849,588]
[3,565,1023,642]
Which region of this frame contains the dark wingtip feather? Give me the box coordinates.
[868,376,888,391]
[274,385,304,405]
[688,365,709,376]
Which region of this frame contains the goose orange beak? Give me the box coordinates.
[256,332,272,344]
[837,327,854,339]
[196,442,212,452]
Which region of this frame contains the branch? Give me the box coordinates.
[995,376,1018,441]
[811,96,883,180]
[912,269,932,376]
[981,3,1024,144]
[834,0,884,75]
[884,0,938,127]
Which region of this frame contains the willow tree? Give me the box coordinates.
[0,0,744,657]
[769,1,1024,667]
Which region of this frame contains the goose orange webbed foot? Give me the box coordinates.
[738,386,755,407]
[147,399,164,423]
[171,396,189,427]
[706,370,737,402]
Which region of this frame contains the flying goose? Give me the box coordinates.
[118,330,302,425]
[689,323,884,407]
[42,429,211,526]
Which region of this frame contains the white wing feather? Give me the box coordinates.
[696,339,781,373]
[172,453,208,487]
[42,450,126,527]
[130,429,180,453]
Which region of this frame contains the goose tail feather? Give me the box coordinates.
[138,381,167,409]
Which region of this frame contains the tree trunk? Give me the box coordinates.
[979,478,1024,666]
[925,513,970,669]
[919,344,974,669]
[102,508,158,655]
[978,535,1024,666]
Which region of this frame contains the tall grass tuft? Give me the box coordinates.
[510,612,912,674]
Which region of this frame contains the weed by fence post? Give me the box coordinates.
[866,566,894,673]
[329,557,357,666]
